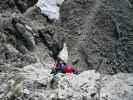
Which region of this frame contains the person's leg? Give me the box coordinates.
[51,68,58,75]
[73,69,80,75]
[61,68,65,73]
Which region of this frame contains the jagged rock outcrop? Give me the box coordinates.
[38,25,66,59]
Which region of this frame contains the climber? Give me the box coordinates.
[51,58,79,74]
[64,65,74,73]
[51,42,68,74]
[50,58,66,75]
[50,42,80,75]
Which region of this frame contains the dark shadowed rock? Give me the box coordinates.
[38,25,66,59]
[0,0,16,12]
[14,0,38,13]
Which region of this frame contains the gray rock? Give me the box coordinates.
[38,25,66,59]
[1,63,133,100]
[100,73,133,100]
[60,0,133,73]
[0,0,133,100]
[14,0,38,13]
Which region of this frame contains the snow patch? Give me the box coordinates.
[36,0,64,20]
[58,43,68,63]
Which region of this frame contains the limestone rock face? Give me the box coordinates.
[100,73,133,100]
[0,0,133,99]
[0,0,133,73]
[38,25,66,60]
[1,63,133,100]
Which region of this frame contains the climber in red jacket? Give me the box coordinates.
[64,65,73,73]
[51,58,79,75]
[50,42,79,75]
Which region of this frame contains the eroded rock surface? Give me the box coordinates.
[0,64,133,100]
[0,0,133,100]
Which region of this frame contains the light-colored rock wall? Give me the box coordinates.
[1,63,133,100]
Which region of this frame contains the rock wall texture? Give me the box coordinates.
[0,0,133,73]
[60,0,133,73]
[0,0,133,99]
[0,63,133,100]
